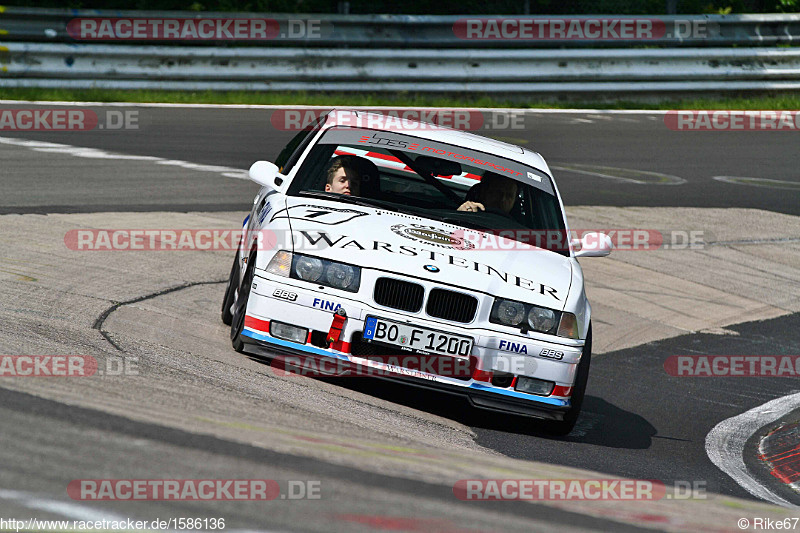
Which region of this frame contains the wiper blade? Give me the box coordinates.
[298,190,365,204]
[297,190,394,209]
[427,214,494,232]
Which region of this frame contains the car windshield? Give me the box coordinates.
[287,126,569,256]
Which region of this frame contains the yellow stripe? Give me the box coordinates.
[0,29,8,35]
[0,6,5,13]
[0,269,37,282]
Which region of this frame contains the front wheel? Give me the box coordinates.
[542,324,592,436]
[230,249,257,353]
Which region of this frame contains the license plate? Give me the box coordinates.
[362,316,473,358]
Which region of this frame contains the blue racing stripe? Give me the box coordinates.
[242,328,350,361]
[469,382,569,407]
[243,328,569,408]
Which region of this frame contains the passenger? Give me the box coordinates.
[325,155,375,196]
[457,172,519,214]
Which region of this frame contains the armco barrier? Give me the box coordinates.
[1,42,799,94]
[1,7,800,47]
[1,7,799,94]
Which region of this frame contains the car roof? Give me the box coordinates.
[322,109,553,179]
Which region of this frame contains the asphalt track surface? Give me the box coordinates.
[1,104,800,531]
[0,387,651,533]
[0,104,799,215]
[474,314,800,500]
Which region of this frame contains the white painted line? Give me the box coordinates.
[714,176,800,189]
[705,392,800,508]
[0,488,136,524]
[0,136,249,180]
[0,100,671,114]
[551,164,686,185]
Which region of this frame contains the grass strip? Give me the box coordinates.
[1,88,799,109]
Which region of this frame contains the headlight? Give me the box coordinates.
[326,263,356,290]
[491,298,563,336]
[495,300,526,326]
[294,256,324,282]
[290,254,361,292]
[528,307,557,334]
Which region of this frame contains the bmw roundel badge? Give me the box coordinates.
[424,265,440,273]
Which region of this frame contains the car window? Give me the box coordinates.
[275,114,327,174]
[288,126,568,256]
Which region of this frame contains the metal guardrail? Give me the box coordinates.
[2,42,800,93]
[1,7,799,94]
[1,6,800,47]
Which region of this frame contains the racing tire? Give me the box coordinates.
[230,249,257,353]
[542,324,592,436]
[220,251,239,326]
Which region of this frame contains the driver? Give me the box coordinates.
[457,172,519,214]
[324,155,369,196]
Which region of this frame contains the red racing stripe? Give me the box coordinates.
[552,385,573,397]
[244,315,270,333]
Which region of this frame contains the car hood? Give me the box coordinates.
[279,197,572,310]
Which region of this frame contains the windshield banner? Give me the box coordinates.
[321,127,554,194]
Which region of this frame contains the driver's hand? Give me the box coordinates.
[457,201,485,212]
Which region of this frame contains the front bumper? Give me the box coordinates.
[242,273,585,420]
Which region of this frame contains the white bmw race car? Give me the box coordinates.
[222,110,611,434]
